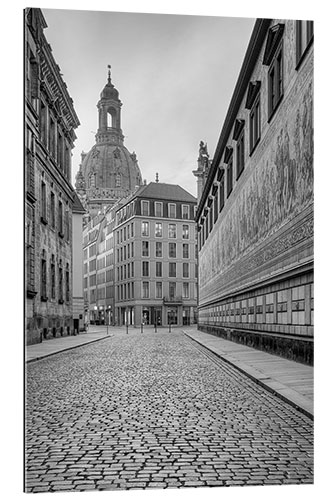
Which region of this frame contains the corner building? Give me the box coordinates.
[196,19,313,364]
[114,181,198,327]
[25,9,80,344]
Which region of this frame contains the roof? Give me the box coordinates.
[134,182,197,203]
[72,191,86,214]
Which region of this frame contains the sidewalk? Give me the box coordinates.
[183,328,314,419]
[25,326,112,363]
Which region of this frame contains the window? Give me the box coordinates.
[49,117,56,159]
[156,282,162,299]
[156,261,162,277]
[155,222,162,237]
[58,200,64,237]
[209,208,213,233]
[58,260,63,303]
[169,262,176,277]
[141,221,149,236]
[183,262,189,278]
[183,243,189,259]
[155,241,162,258]
[227,157,233,198]
[41,181,47,223]
[169,282,176,300]
[168,203,176,218]
[142,261,149,277]
[40,101,47,146]
[65,264,70,302]
[236,131,245,179]
[182,282,189,299]
[268,44,283,120]
[142,241,149,257]
[142,282,149,299]
[50,192,55,229]
[40,250,47,300]
[50,255,55,299]
[219,176,225,211]
[182,224,189,239]
[182,205,189,219]
[141,200,149,216]
[169,242,176,258]
[249,95,260,154]
[155,202,163,217]
[296,20,313,67]
[214,195,218,223]
[65,208,70,241]
[168,224,176,238]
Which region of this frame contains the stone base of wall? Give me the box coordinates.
[198,324,313,366]
[26,315,74,345]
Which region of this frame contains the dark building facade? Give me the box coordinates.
[25,8,80,344]
[195,19,313,364]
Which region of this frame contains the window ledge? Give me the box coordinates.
[40,216,48,225]
[58,231,64,239]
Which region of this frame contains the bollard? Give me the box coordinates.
[107,325,109,335]
[169,323,171,333]
[141,323,143,333]
[126,323,128,335]
[154,323,157,333]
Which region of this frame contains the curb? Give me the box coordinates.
[26,334,112,364]
[183,331,313,420]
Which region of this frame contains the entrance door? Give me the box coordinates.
[167,307,178,325]
[142,308,150,325]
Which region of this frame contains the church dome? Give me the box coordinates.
[80,143,142,195]
[75,67,143,218]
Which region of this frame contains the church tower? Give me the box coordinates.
[75,66,143,219]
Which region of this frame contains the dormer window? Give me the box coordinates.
[246,82,261,155]
[296,20,314,68]
[263,24,285,121]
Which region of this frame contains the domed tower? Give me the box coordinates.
[75,66,143,218]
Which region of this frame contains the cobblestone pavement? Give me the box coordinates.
[25,329,314,492]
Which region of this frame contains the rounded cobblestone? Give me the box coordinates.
[25,329,314,492]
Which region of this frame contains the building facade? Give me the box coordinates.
[195,19,313,364]
[114,181,198,327]
[25,8,80,344]
[72,193,86,333]
[83,206,116,326]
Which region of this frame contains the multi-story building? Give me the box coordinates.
[25,8,80,344]
[114,180,198,327]
[83,205,116,326]
[195,19,313,364]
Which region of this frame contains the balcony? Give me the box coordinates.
[163,296,183,305]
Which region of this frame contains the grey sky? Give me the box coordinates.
[42,8,255,196]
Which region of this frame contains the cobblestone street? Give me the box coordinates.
[25,328,314,492]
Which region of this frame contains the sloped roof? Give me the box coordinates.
[135,182,196,203]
